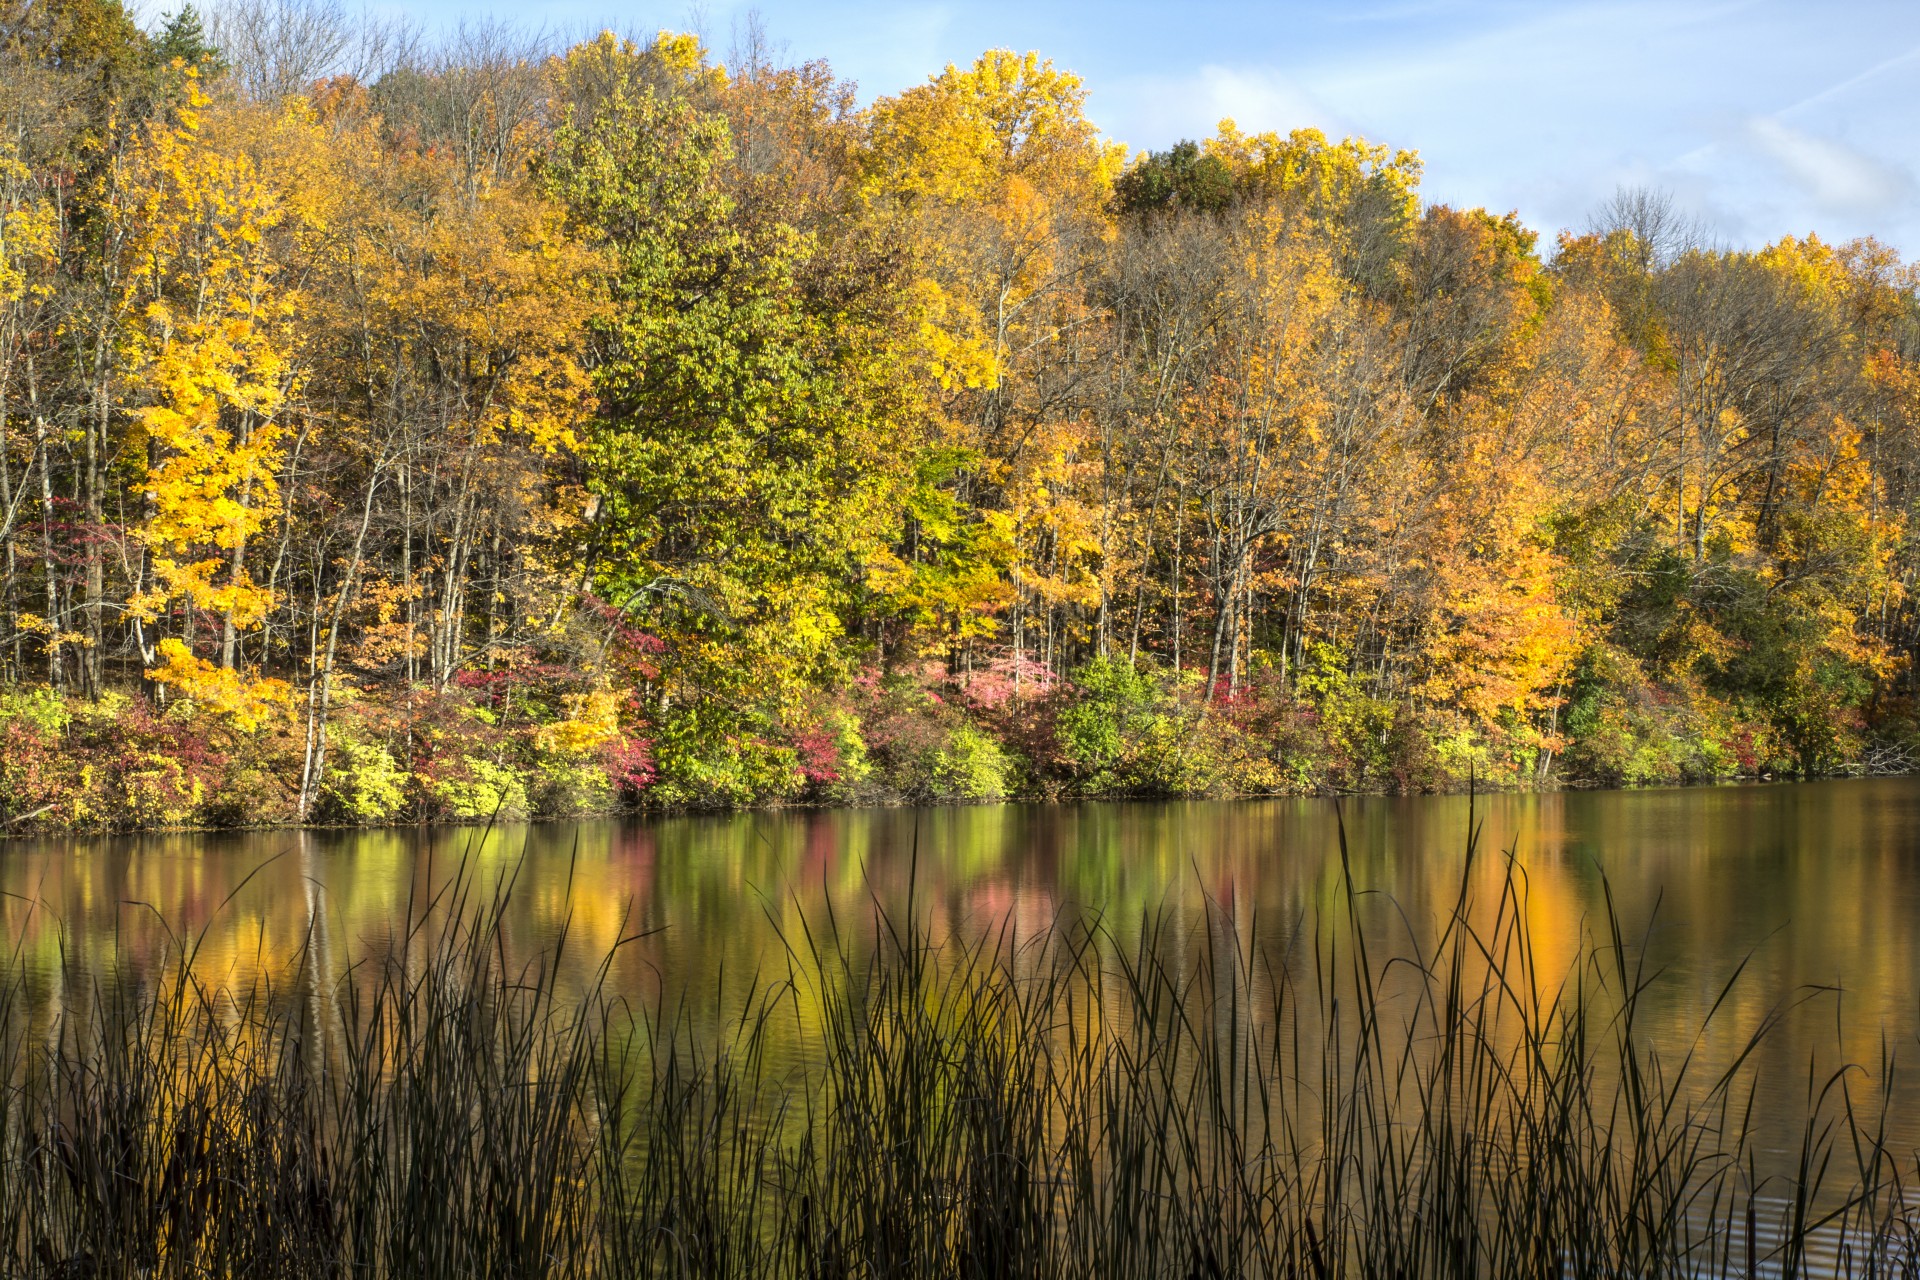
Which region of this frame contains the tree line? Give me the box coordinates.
[2,0,1918,829]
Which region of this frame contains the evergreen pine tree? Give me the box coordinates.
[153,4,222,73]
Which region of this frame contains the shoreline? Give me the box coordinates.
[6,668,1911,839]
[3,768,1903,842]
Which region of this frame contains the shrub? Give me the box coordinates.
[647,702,803,809]
[428,756,532,822]
[1558,647,1742,787]
[0,716,80,830]
[1053,658,1159,789]
[1206,674,1325,794]
[1291,644,1403,789]
[801,707,876,804]
[527,751,616,818]
[320,727,411,824]
[600,734,657,800]
[402,690,533,822]
[929,722,1016,801]
[0,685,70,736]
[1052,658,1233,797]
[83,698,232,828]
[201,762,298,828]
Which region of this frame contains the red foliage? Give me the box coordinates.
[792,726,841,784]
[579,593,667,681]
[603,735,657,794]
[956,652,1057,710]
[0,720,80,822]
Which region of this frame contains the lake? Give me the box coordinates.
[5,777,1920,1168]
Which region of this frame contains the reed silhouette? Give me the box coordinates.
[2,814,1916,1278]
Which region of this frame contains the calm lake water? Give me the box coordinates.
[5,779,1920,1162]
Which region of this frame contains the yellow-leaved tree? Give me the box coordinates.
[122,76,297,728]
[860,51,1121,671]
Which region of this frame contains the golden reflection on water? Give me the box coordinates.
[5,780,1920,1158]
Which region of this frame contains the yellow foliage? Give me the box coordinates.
[1205,121,1422,234]
[910,278,999,391]
[539,688,624,755]
[1756,233,1849,299]
[148,638,291,731]
[0,146,55,307]
[123,77,300,644]
[350,167,597,460]
[862,49,1118,204]
[549,30,726,105]
[859,48,1122,650]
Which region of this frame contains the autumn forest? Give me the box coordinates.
[2,0,1919,832]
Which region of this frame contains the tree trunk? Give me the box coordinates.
[30,349,61,690]
[299,467,382,820]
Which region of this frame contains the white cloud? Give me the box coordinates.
[1186,65,1340,137]
[1090,65,1342,159]
[1741,116,1911,217]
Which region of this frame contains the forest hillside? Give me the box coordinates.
[2,0,1918,830]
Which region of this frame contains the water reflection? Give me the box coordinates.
[5,780,1920,1161]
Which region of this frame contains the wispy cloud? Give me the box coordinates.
[1184,66,1337,138]
[1775,41,1920,118]
[1740,117,1912,216]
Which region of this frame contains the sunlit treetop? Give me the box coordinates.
[861,49,1122,207]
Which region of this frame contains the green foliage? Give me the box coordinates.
[150,4,220,72]
[320,729,409,824]
[1292,644,1402,786]
[1050,658,1308,797]
[6,0,151,88]
[929,722,1016,801]
[428,757,532,823]
[0,686,71,736]
[1054,658,1153,779]
[1052,658,1212,795]
[545,34,920,717]
[1559,646,1739,786]
[867,448,1016,652]
[0,683,653,832]
[846,676,1025,802]
[1114,140,1236,215]
[525,736,619,818]
[813,708,876,803]
[646,702,803,809]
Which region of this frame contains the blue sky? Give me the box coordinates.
[386,0,1920,255]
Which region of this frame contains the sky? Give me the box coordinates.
[376,0,1920,256]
